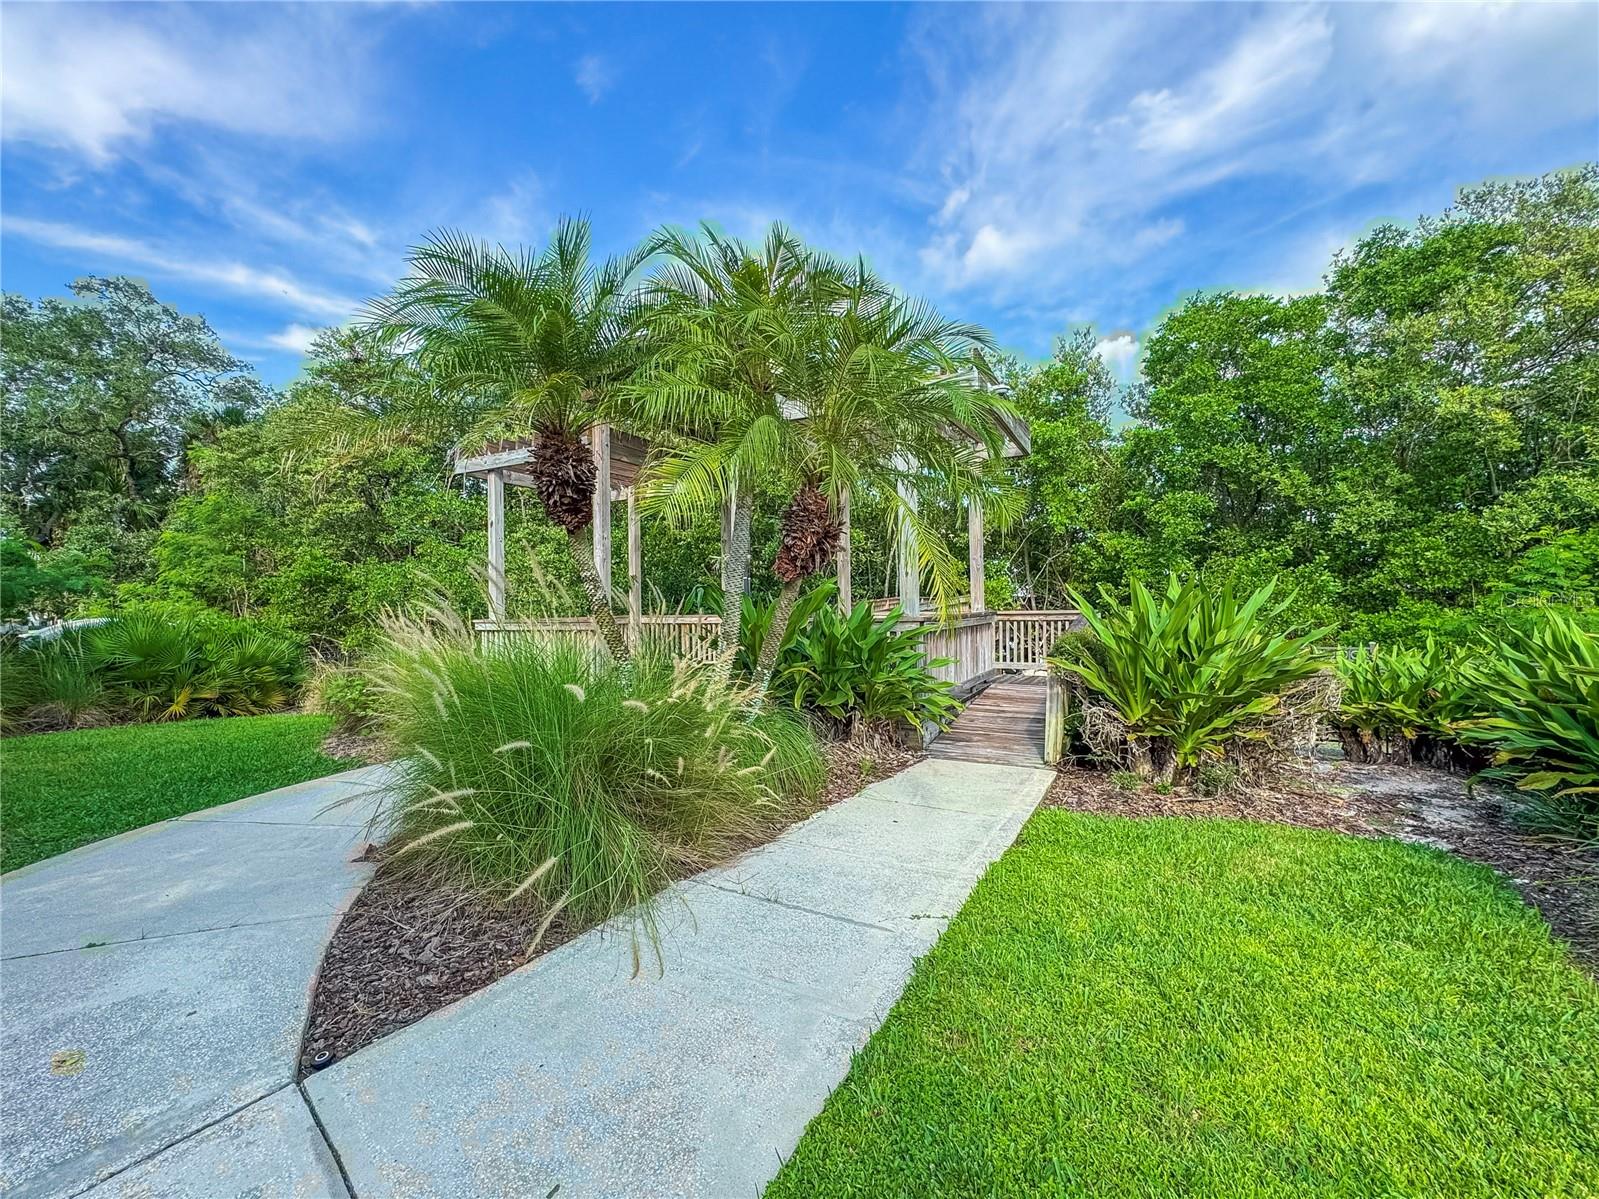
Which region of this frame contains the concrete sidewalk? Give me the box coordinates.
[0,764,394,1199]
[305,757,1053,1198]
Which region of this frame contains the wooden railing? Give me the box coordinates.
[897,614,996,688]
[993,610,1083,669]
[474,614,722,661]
[474,607,1080,678]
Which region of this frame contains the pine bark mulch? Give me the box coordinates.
[299,738,923,1076]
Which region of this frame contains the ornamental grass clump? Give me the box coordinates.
[367,610,824,932]
[1050,576,1330,783]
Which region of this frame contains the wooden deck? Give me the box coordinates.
[928,675,1047,766]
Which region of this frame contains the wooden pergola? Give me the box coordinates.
[455,408,1038,686]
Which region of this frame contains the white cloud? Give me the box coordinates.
[0,4,376,164]
[265,323,323,354]
[907,1,1599,308]
[574,54,616,103]
[1094,331,1139,369]
[4,216,359,320]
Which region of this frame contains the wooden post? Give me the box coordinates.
[626,485,643,650]
[896,459,921,619]
[591,424,612,602]
[1044,673,1066,764]
[836,486,852,612]
[967,496,985,614]
[486,469,506,620]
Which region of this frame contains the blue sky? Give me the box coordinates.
[3,1,1596,387]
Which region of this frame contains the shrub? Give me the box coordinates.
[89,610,304,721]
[734,582,838,677]
[775,602,960,734]
[1050,627,1108,673]
[304,661,378,733]
[1051,576,1330,782]
[368,612,825,934]
[1,607,305,730]
[1331,639,1480,767]
[1457,613,1599,843]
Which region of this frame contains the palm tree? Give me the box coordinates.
[362,220,648,660]
[627,223,824,667]
[633,226,1018,686]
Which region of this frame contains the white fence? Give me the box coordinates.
[993,611,1084,669]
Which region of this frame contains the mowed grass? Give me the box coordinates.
[1,715,345,872]
[768,811,1599,1199]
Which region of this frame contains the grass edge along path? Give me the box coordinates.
[1,715,345,872]
[767,811,1599,1199]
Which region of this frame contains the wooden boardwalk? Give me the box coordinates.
[928,675,1047,767]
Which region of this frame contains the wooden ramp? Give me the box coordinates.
[928,675,1047,766]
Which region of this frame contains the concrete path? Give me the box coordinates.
[0,764,392,1199]
[304,757,1053,1198]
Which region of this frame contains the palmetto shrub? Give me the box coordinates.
[367,611,824,935]
[1331,639,1481,767]
[1456,613,1599,843]
[1050,577,1330,781]
[89,611,304,721]
[774,601,959,734]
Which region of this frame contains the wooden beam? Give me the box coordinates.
[967,496,985,614]
[591,424,612,601]
[896,461,921,619]
[454,446,537,477]
[626,485,643,648]
[486,470,506,620]
[836,486,852,612]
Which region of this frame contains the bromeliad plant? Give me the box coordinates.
[775,601,960,735]
[1456,612,1599,842]
[1331,639,1480,767]
[368,609,825,942]
[1051,576,1330,781]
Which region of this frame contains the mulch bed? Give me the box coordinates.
[1044,759,1599,976]
[1043,763,1401,837]
[299,736,923,1075]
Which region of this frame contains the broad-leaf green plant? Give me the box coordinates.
[1051,576,1330,779]
[1331,639,1479,765]
[1457,612,1599,842]
[776,601,960,733]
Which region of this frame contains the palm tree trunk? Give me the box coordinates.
[716,482,754,672]
[753,578,802,692]
[569,528,630,663]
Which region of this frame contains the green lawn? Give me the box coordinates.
[1,714,346,872]
[768,812,1599,1199]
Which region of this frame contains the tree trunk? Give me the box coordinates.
[716,482,754,670]
[570,528,630,663]
[753,578,803,693]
